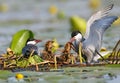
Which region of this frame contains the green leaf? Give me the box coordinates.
[70,16,86,35]
[33,55,43,63]
[29,57,36,64]
[17,59,29,67]
[52,38,59,53]
[17,55,43,67]
[10,29,34,54]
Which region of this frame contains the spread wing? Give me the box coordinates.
[83,16,118,51]
[84,4,114,39]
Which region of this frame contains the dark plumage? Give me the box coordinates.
[22,38,41,58]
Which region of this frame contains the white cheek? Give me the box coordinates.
[27,41,36,45]
[75,34,82,40]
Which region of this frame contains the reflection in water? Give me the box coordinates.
[103,73,117,80]
[106,75,120,83]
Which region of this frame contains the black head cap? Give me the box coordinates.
[71,31,81,38]
[27,38,35,42]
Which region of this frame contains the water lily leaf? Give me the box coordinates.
[70,16,86,35]
[10,29,34,54]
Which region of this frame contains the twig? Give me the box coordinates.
[54,56,57,69]
[35,63,39,71]
[71,55,74,64]
[79,42,82,64]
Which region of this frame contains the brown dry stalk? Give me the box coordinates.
[35,63,39,71]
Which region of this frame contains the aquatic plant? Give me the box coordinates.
[89,0,101,10]
[70,16,86,35]
[52,38,59,53]
[10,29,34,54]
[48,5,58,15]
[0,30,119,72]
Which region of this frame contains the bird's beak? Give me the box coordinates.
[69,37,75,43]
[35,39,42,43]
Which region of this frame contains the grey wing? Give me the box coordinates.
[84,4,114,39]
[83,16,118,51]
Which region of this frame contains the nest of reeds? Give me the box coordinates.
[0,40,119,72]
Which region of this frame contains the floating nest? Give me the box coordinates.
[102,40,120,64]
[0,40,120,72]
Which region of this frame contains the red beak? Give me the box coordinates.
[69,37,75,43]
[35,39,42,43]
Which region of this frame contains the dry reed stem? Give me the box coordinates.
[79,42,82,64]
[54,56,57,69]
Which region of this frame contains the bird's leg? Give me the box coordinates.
[90,52,96,63]
[91,52,101,63]
[95,50,109,63]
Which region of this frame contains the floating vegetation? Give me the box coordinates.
[89,0,101,10]
[57,11,66,19]
[0,19,39,26]
[104,40,120,64]
[70,16,86,35]
[0,29,119,72]
[10,29,34,54]
[52,38,59,53]
[0,3,8,12]
[48,5,58,15]
[0,39,119,72]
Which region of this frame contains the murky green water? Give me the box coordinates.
[0,67,120,83]
[0,0,120,83]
